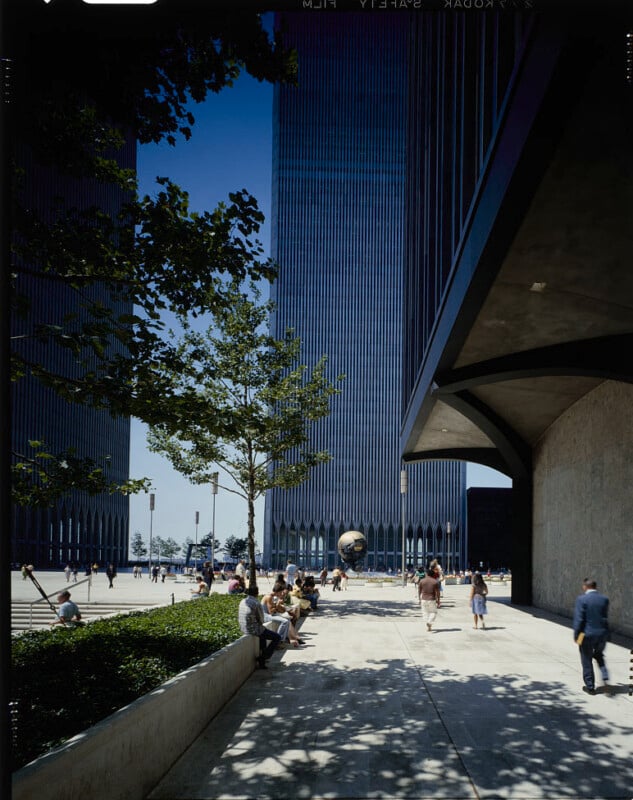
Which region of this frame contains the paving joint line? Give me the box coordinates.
[394,607,482,800]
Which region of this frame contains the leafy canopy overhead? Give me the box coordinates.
[10,4,297,152]
[12,181,276,426]
[9,6,297,506]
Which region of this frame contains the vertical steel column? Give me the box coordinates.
[400,469,408,586]
[148,493,155,576]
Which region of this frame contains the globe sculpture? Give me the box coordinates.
[337,530,367,570]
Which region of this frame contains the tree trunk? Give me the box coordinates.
[247,452,257,591]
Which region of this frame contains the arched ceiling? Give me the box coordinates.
[402,41,633,476]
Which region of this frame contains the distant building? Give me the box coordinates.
[10,142,134,569]
[265,13,466,572]
[466,488,513,572]
[400,11,632,635]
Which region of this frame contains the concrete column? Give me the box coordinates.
[510,471,533,606]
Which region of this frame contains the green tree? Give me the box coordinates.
[223,536,249,562]
[148,282,344,589]
[9,7,297,506]
[10,5,297,157]
[199,533,221,553]
[150,537,165,560]
[11,180,276,505]
[11,444,149,508]
[181,537,194,558]
[130,531,148,559]
[160,537,181,563]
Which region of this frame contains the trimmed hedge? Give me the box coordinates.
[11,594,243,770]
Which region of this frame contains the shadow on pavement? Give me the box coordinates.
[149,655,633,800]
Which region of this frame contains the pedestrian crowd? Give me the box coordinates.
[237,561,331,667]
[413,559,490,632]
[24,558,616,698]
[410,562,614,697]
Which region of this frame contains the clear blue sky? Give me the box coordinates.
[128,68,510,559]
[130,73,275,555]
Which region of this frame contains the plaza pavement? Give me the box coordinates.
[148,578,633,800]
[11,566,210,610]
[12,572,633,798]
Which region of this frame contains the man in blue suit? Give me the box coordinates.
[573,578,611,695]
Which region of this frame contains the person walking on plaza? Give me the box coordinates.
[413,565,426,599]
[106,562,117,589]
[238,585,281,669]
[331,566,342,591]
[64,564,71,583]
[320,566,328,587]
[418,568,440,632]
[428,559,444,605]
[235,559,247,581]
[573,577,611,695]
[285,558,297,589]
[470,572,488,629]
[202,561,214,592]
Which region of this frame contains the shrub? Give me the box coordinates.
[11,594,242,770]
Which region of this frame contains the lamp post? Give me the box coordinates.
[400,468,408,587]
[194,511,199,575]
[148,493,155,576]
[211,472,218,575]
[446,521,451,576]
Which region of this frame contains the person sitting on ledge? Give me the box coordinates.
[290,577,318,613]
[261,582,302,647]
[302,575,321,607]
[228,575,245,595]
[190,577,210,599]
[238,585,281,669]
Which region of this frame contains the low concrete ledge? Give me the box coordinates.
[13,634,259,800]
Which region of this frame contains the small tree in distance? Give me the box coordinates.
[148,282,344,590]
[161,537,181,564]
[150,536,165,562]
[130,531,147,560]
[223,536,249,562]
[199,532,221,554]
[181,537,194,559]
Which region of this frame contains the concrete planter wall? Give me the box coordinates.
[13,634,259,800]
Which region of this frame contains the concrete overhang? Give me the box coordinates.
[401,29,633,476]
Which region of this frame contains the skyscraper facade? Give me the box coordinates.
[10,142,133,570]
[398,10,632,635]
[264,13,466,573]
